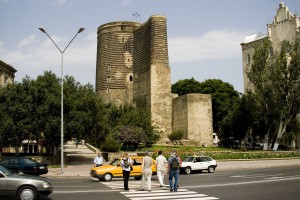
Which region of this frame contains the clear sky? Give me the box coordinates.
[0,0,299,93]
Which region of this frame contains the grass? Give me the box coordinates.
[138,145,300,160]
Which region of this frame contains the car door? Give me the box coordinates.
[199,157,211,170]
[0,171,7,197]
[191,157,202,170]
[8,158,20,173]
[131,158,142,176]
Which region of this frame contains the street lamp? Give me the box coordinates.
[39,27,85,174]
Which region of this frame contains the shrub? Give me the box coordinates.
[101,135,121,152]
[168,130,184,144]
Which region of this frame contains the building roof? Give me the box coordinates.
[0,59,17,73]
[243,32,267,44]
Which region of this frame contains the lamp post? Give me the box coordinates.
[39,27,85,174]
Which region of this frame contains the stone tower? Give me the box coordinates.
[96,15,213,146]
[95,21,141,105]
[133,15,172,139]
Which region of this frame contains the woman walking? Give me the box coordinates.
[120,152,133,191]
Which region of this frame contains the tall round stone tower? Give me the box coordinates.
[96,21,141,105]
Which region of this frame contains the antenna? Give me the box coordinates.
[132,12,140,22]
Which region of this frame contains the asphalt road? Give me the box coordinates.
[46,165,300,200]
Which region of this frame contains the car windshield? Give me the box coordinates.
[110,158,120,166]
[23,158,37,164]
[0,165,13,176]
[183,157,195,162]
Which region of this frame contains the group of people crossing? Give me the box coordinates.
[119,150,182,192]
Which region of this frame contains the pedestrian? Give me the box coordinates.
[167,150,181,192]
[94,153,105,167]
[156,150,167,187]
[120,152,133,191]
[139,151,153,192]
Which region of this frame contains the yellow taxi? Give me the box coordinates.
[90,156,156,181]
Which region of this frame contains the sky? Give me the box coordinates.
[0,0,299,93]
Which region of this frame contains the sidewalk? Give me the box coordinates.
[45,158,300,178]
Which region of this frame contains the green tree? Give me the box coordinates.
[111,125,148,150]
[0,80,34,152]
[198,79,240,139]
[247,39,300,150]
[171,77,202,95]
[107,105,159,146]
[0,71,105,154]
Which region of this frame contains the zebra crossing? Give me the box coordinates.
[102,180,219,200]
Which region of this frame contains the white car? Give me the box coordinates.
[180,156,217,174]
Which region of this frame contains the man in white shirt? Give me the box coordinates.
[94,153,105,167]
[156,150,167,187]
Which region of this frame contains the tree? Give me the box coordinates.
[111,125,148,150]
[247,39,300,150]
[171,77,202,95]
[0,71,104,153]
[107,105,160,146]
[0,80,35,151]
[198,79,241,139]
[171,78,241,142]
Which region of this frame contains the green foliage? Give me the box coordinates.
[247,39,300,149]
[0,71,104,153]
[171,78,241,140]
[112,125,148,151]
[101,135,121,152]
[107,105,160,146]
[168,130,184,144]
[171,77,202,95]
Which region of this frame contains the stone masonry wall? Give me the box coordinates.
[173,94,213,146]
[133,15,172,139]
[96,21,141,104]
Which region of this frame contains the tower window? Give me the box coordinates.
[130,75,133,81]
[107,76,111,83]
[247,54,251,63]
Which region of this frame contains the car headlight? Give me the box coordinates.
[42,182,50,189]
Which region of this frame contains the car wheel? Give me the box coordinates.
[208,166,215,173]
[17,186,37,200]
[102,173,112,181]
[184,167,191,174]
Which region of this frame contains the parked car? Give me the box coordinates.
[90,156,156,181]
[0,157,48,176]
[180,155,217,174]
[0,165,53,200]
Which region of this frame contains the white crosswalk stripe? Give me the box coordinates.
[102,180,219,199]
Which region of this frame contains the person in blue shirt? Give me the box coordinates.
[167,150,181,192]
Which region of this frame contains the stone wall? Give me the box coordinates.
[172,94,213,146]
[133,15,172,138]
[95,21,141,104]
[95,16,213,145]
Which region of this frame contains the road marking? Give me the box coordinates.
[54,186,92,188]
[183,176,300,189]
[120,190,218,200]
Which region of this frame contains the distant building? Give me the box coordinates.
[0,60,17,89]
[96,15,213,146]
[241,2,300,92]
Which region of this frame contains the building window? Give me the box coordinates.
[107,76,111,83]
[269,47,274,57]
[130,75,133,81]
[247,54,251,63]
[4,76,8,87]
